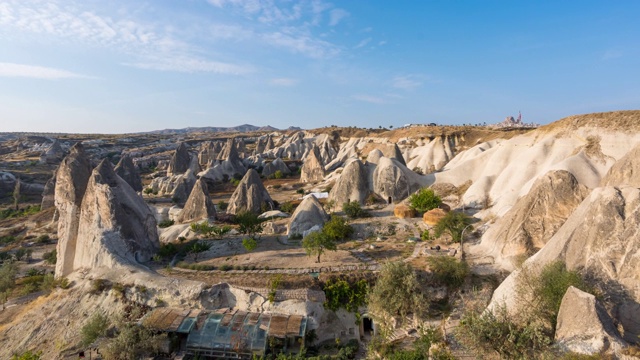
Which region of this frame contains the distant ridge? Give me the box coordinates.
[144,124,302,135]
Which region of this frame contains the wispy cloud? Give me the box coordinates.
[0,1,248,75]
[355,37,372,49]
[269,77,299,86]
[262,30,339,59]
[392,75,425,90]
[351,94,388,104]
[0,62,92,79]
[329,9,349,26]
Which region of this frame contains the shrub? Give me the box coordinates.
[158,219,174,228]
[235,211,263,238]
[280,201,296,214]
[268,274,282,303]
[189,241,212,263]
[434,212,473,243]
[457,305,551,358]
[81,313,110,346]
[143,187,154,195]
[272,184,282,190]
[219,264,233,271]
[101,323,167,360]
[0,235,16,245]
[273,170,284,179]
[322,215,353,241]
[36,234,50,244]
[218,200,228,211]
[420,229,431,241]
[10,350,42,360]
[342,201,368,218]
[157,243,179,258]
[230,178,241,187]
[296,188,305,194]
[91,279,109,294]
[427,256,469,289]
[242,237,258,251]
[409,188,442,213]
[412,167,424,175]
[323,277,368,313]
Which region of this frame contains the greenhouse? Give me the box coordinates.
[142,307,307,359]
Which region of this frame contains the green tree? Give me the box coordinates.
[427,256,469,289]
[302,231,336,263]
[322,215,353,241]
[342,201,368,218]
[0,261,17,294]
[189,241,212,263]
[367,261,425,332]
[434,212,473,243]
[408,188,442,213]
[235,211,263,239]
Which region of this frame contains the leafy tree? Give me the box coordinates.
[408,188,442,213]
[322,215,353,241]
[81,313,110,346]
[0,261,17,294]
[190,221,231,239]
[342,200,368,218]
[101,323,167,360]
[302,231,336,263]
[235,211,263,239]
[367,261,425,332]
[427,256,469,289]
[323,277,368,313]
[434,211,473,243]
[189,241,212,263]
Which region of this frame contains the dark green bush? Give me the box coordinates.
[342,201,369,218]
[408,188,442,213]
[427,256,469,289]
[158,219,174,228]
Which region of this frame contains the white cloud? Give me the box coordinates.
[602,49,623,60]
[355,37,371,49]
[351,94,388,104]
[378,40,387,46]
[262,30,339,59]
[125,57,253,75]
[0,1,248,75]
[329,8,349,26]
[269,77,299,86]
[0,62,91,79]
[392,75,424,90]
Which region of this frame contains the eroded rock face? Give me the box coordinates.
[300,146,324,183]
[555,286,626,355]
[40,171,57,210]
[601,143,640,187]
[288,195,329,238]
[114,154,143,192]
[55,143,92,277]
[199,138,246,182]
[73,159,159,271]
[262,158,291,178]
[166,142,190,176]
[39,139,65,165]
[329,159,370,206]
[372,157,428,203]
[489,186,640,343]
[476,170,589,270]
[178,178,216,223]
[227,169,273,214]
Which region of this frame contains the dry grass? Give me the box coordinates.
[537,110,640,135]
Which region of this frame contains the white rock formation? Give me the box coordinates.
[287,195,329,239]
[227,169,274,214]
[177,178,216,223]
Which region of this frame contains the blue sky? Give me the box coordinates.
[0,0,638,133]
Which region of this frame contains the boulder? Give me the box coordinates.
[262,158,291,178]
[177,178,216,223]
[555,286,626,355]
[73,159,159,271]
[329,159,370,206]
[394,204,416,219]
[54,143,92,277]
[227,169,274,214]
[300,146,325,183]
[166,142,190,176]
[258,210,290,220]
[384,144,406,166]
[423,208,447,226]
[288,195,329,238]
[476,170,588,270]
[114,154,143,192]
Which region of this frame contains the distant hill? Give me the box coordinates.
[144,124,301,135]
